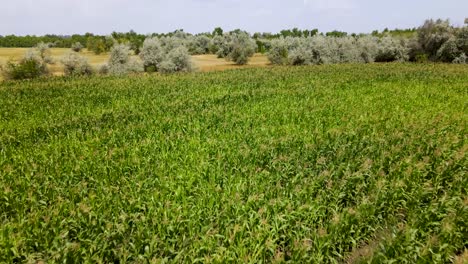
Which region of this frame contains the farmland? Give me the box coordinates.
[0,63,467,263]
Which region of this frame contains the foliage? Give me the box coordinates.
[268,36,386,65]
[212,27,224,36]
[87,36,114,55]
[61,51,94,76]
[326,30,348,37]
[436,37,461,62]
[452,53,467,64]
[111,30,145,55]
[1,58,48,80]
[226,32,256,65]
[267,38,294,65]
[0,64,467,263]
[159,46,193,73]
[34,42,54,64]
[455,26,468,54]
[71,42,84,52]
[188,35,211,55]
[107,44,143,75]
[375,36,409,62]
[214,35,232,58]
[416,19,454,59]
[0,43,53,80]
[139,37,193,73]
[139,37,165,71]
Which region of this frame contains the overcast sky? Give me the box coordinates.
[1,0,467,35]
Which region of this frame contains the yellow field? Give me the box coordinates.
[0,48,270,78]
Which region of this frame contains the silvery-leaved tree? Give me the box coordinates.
[375,36,409,62]
[140,38,165,72]
[61,51,93,76]
[417,19,454,59]
[226,32,256,65]
[107,44,143,75]
[188,35,211,55]
[159,46,193,73]
[71,42,84,52]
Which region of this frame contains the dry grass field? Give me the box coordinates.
[0,48,270,79]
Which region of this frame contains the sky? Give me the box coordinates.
[1,0,467,36]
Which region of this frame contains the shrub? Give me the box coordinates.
[35,42,54,64]
[158,60,177,73]
[355,36,378,63]
[307,35,339,64]
[71,42,84,52]
[436,37,461,62]
[452,53,467,64]
[1,58,48,80]
[188,35,211,55]
[209,35,225,55]
[226,32,256,65]
[336,37,365,63]
[455,26,468,54]
[268,38,290,65]
[288,46,313,65]
[417,19,454,59]
[407,37,424,62]
[61,52,93,76]
[1,44,52,80]
[159,46,193,73]
[140,38,165,72]
[107,44,143,75]
[160,37,184,53]
[98,64,109,75]
[375,36,409,62]
[214,35,232,58]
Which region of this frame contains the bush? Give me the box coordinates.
[159,46,193,73]
[71,42,84,52]
[455,26,468,54]
[188,35,211,55]
[288,46,313,65]
[98,64,109,75]
[214,35,232,58]
[452,53,467,64]
[355,36,378,63]
[375,36,409,62]
[268,36,378,66]
[140,38,165,72]
[417,19,454,59]
[1,44,52,80]
[34,42,54,64]
[226,32,256,65]
[1,58,48,80]
[267,38,290,65]
[436,37,461,62]
[160,37,184,53]
[209,35,224,55]
[158,60,177,74]
[61,52,93,76]
[107,44,143,75]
